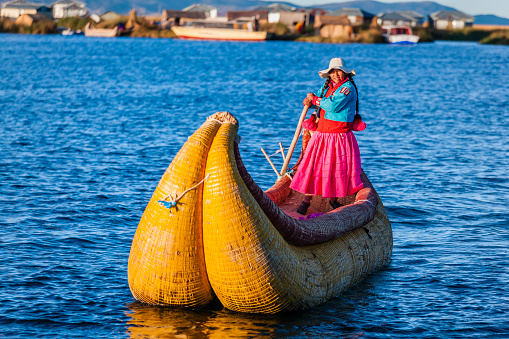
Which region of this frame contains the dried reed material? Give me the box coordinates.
[202,121,392,313]
[129,112,392,313]
[207,111,238,125]
[127,119,221,307]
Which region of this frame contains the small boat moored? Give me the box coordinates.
[84,23,119,38]
[61,28,74,35]
[382,25,420,44]
[171,20,267,41]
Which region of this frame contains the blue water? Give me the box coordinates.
[1,34,508,338]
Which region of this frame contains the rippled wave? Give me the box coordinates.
[0,34,508,338]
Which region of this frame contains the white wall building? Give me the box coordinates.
[429,10,474,30]
[182,3,217,19]
[52,0,87,19]
[1,0,51,18]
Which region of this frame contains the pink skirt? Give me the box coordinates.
[289,131,363,198]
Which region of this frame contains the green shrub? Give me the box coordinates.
[358,28,384,43]
[413,27,435,42]
[129,29,177,38]
[295,35,324,43]
[430,28,491,41]
[32,21,57,34]
[0,19,18,33]
[0,18,56,34]
[57,17,92,30]
[260,22,289,35]
[275,22,289,35]
[480,30,509,45]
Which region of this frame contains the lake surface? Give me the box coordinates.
[0,34,508,338]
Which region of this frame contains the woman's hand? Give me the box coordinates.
[303,98,312,107]
[306,92,316,101]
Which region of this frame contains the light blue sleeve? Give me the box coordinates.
[309,84,326,110]
[318,82,354,113]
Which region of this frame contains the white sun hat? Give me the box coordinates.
[318,58,356,79]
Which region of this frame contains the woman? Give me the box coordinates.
[290,57,365,215]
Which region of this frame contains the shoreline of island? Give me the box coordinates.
[1,15,508,45]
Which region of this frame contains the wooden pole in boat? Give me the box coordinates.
[261,148,280,177]
[280,105,309,176]
[279,142,286,163]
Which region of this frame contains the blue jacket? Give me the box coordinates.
[314,80,357,123]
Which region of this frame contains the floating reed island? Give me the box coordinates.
[127,112,392,314]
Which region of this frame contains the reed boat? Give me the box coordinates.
[171,21,267,41]
[128,112,392,314]
[84,23,119,38]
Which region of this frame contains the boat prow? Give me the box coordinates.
[128,112,393,313]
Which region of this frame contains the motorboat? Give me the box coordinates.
[382,25,419,44]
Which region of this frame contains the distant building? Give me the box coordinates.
[301,8,327,27]
[254,3,300,24]
[14,12,50,25]
[255,3,296,14]
[226,10,268,22]
[330,8,374,26]
[314,15,353,39]
[253,3,308,33]
[396,11,424,26]
[1,0,52,18]
[429,10,474,30]
[274,11,307,31]
[376,11,424,27]
[182,3,217,19]
[52,0,87,19]
[226,10,269,29]
[161,9,207,28]
[99,11,122,22]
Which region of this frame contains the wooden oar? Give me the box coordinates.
[280,105,310,176]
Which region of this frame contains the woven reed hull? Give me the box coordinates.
[127,119,221,307]
[128,112,392,313]
[84,23,119,38]
[203,120,392,313]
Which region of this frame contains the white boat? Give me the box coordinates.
[62,28,74,36]
[381,25,419,44]
[171,20,267,41]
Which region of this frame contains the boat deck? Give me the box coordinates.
[278,189,357,219]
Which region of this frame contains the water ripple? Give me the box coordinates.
[0,35,508,338]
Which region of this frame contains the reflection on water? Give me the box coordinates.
[1,34,508,338]
[126,302,277,338]
[125,273,385,339]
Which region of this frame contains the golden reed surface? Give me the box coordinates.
[127,117,221,307]
[128,112,392,313]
